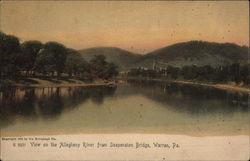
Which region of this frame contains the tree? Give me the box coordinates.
[181,65,198,80]
[239,64,249,85]
[213,65,230,82]
[34,49,55,76]
[20,40,43,76]
[197,65,214,81]
[0,32,21,77]
[90,55,118,79]
[37,42,67,77]
[90,55,108,78]
[103,62,118,79]
[65,49,89,77]
[229,63,240,83]
[167,65,179,79]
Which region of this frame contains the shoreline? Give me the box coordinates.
[123,77,250,93]
[1,77,250,93]
[15,83,110,88]
[174,80,250,93]
[0,77,115,89]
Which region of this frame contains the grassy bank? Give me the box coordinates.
[0,77,111,89]
[121,77,250,93]
[1,76,249,93]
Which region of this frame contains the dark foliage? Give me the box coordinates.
[128,63,250,85]
[0,32,119,82]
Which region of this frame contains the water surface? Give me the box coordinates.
[1,80,249,136]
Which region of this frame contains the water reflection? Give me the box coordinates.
[124,80,249,114]
[0,80,249,133]
[0,86,116,128]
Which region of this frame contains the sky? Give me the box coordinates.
[0,1,249,54]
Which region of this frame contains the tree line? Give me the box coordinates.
[127,63,250,85]
[0,32,118,80]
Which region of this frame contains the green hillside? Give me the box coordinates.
[78,41,249,71]
[79,47,141,70]
[136,41,249,68]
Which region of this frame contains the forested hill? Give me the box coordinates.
[79,47,141,70]
[135,41,249,68]
[79,41,248,71]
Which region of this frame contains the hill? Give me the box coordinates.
[79,47,141,70]
[136,41,249,69]
[78,41,249,71]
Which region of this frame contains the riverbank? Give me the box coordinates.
[122,77,250,93]
[0,77,114,89]
[173,80,250,93]
[1,77,249,93]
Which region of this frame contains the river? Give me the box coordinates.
[0,80,249,136]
